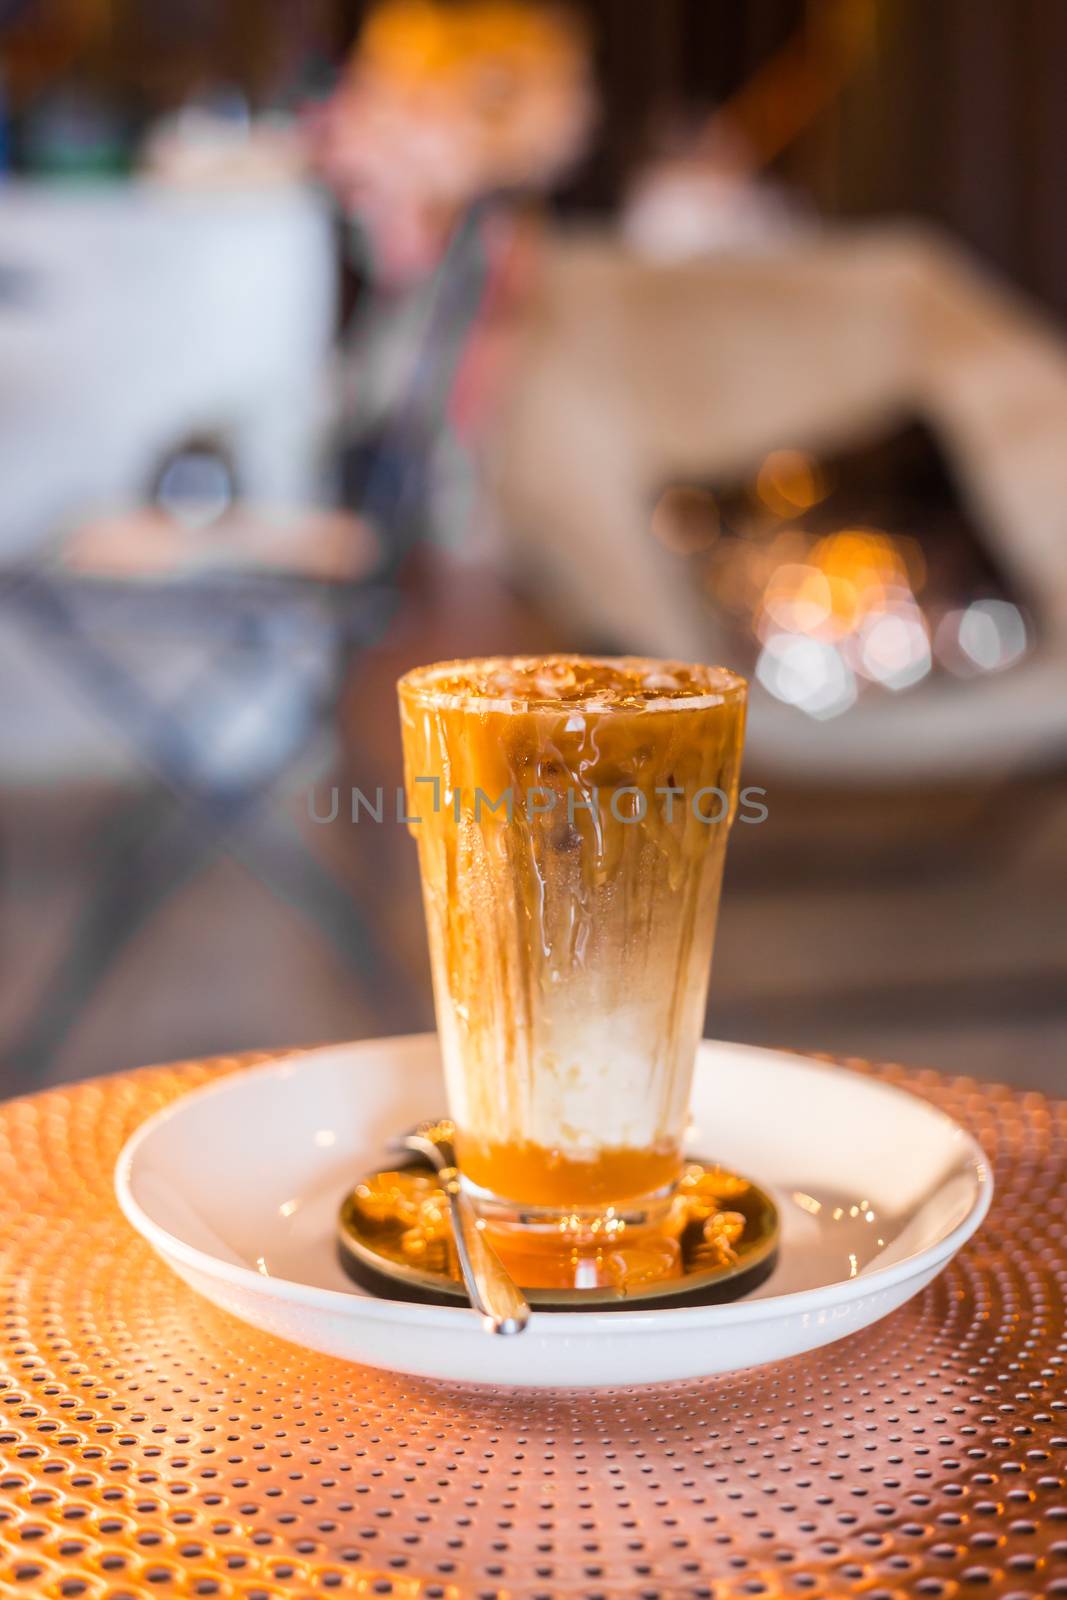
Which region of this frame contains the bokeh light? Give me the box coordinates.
[935,598,1029,676]
[756,631,858,719]
[755,449,827,517]
[742,526,934,715]
[854,604,932,690]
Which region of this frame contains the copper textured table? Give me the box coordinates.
[1,1052,1065,1600]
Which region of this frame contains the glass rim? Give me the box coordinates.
[397,655,748,715]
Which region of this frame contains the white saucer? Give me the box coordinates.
[115,1035,992,1388]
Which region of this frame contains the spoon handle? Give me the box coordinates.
[441,1171,530,1335]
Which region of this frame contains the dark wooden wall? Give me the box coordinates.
[835,0,1067,320]
[559,0,804,209]
[4,0,1067,316]
[565,0,1067,323]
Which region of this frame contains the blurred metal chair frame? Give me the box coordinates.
[1,549,404,1083]
[0,194,498,1083]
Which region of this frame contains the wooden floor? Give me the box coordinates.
[1,558,1065,1099]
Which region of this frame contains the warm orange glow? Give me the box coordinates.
[360,0,590,88]
[761,560,834,634]
[729,525,936,715]
[810,529,909,626]
[755,528,925,643]
[755,449,826,516]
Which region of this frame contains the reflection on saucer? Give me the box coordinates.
[338,1157,780,1309]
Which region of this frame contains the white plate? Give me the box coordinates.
[115,1036,992,1389]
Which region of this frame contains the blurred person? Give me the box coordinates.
[309,0,593,287]
[307,0,595,591]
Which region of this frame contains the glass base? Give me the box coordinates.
[461,1171,677,1237]
[461,1173,681,1290]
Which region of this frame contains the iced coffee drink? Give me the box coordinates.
[398,656,747,1231]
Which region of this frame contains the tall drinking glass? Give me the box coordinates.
[398,656,747,1246]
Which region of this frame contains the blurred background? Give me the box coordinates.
[1,0,1064,1096]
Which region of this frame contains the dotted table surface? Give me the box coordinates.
[1,1051,1065,1600]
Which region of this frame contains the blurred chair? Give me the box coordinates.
[0,503,406,1086]
[491,225,1067,782]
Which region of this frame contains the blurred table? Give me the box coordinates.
[1,1050,1065,1597]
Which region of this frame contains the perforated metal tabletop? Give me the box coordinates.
[1,1052,1064,1599]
